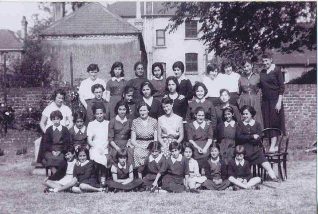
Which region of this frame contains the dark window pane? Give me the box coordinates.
[156,30,165,46]
[185,20,197,38]
[185,53,198,72]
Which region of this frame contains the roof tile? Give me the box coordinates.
[0,30,23,51]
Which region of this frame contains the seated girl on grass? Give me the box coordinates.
[71,147,105,193]
[43,146,76,193]
[106,149,143,192]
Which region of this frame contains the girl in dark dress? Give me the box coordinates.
[138,141,166,190]
[135,81,162,119]
[216,89,241,125]
[150,62,166,100]
[228,145,261,190]
[236,105,279,181]
[164,76,188,120]
[108,100,133,165]
[106,62,127,119]
[260,52,286,153]
[202,144,231,190]
[216,106,237,165]
[106,149,143,192]
[186,106,213,169]
[172,61,193,101]
[71,147,104,193]
[126,61,147,101]
[69,111,88,150]
[186,82,217,131]
[122,86,137,119]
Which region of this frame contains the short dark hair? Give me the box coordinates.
[66,146,75,154]
[182,142,195,153]
[91,83,105,93]
[240,105,256,117]
[116,149,128,160]
[134,61,144,71]
[172,61,184,73]
[161,96,174,105]
[136,102,151,114]
[87,63,99,73]
[193,82,208,97]
[122,86,134,98]
[52,89,66,101]
[169,142,181,152]
[206,64,219,74]
[76,146,90,160]
[194,106,205,116]
[147,141,162,152]
[151,62,164,77]
[140,81,156,96]
[50,110,63,120]
[73,111,86,123]
[222,106,236,121]
[92,103,106,114]
[165,76,180,93]
[234,145,246,156]
[219,88,230,96]
[110,61,124,77]
[210,141,220,151]
[261,51,273,59]
[114,100,130,115]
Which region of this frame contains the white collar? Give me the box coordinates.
[112,77,124,82]
[224,120,235,127]
[235,159,245,166]
[79,160,89,166]
[53,125,63,132]
[177,74,187,83]
[243,119,255,126]
[74,126,86,134]
[152,76,163,80]
[115,115,128,124]
[171,154,182,163]
[193,120,206,129]
[118,162,127,169]
[210,157,220,164]
[143,96,153,106]
[149,153,163,163]
[195,97,206,103]
[266,64,276,74]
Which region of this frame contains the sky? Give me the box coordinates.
[0,1,111,32]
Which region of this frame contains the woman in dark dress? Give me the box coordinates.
[172,61,193,101]
[260,52,285,153]
[150,62,166,101]
[126,61,147,101]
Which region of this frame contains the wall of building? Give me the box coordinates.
[0,84,316,149]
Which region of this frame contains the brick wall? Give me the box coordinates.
[0,84,316,149]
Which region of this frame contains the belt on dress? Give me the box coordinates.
[136,137,154,141]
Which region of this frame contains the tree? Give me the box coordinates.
[163,2,316,60]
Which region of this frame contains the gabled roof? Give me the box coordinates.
[41,2,139,36]
[108,1,176,18]
[273,50,317,65]
[0,30,23,51]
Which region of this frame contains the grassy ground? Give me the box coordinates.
[0,130,316,214]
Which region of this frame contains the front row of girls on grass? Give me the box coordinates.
[42,100,279,193]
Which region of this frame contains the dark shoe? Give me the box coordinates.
[189,188,200,194]
[150,185,159,193]
[272,178,281,183]
[254,185,261,190]
[101,187,108,193]
[0,149,4,156]
[233,186,239,191]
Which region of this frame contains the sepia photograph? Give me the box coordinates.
[0,1,316,213]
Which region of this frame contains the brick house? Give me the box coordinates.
[40,2,147,85]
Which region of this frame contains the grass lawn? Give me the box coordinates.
[0,130,316,214]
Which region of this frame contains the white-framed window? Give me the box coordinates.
[185,20,198,38]
[156,29,165,46]
[185,53,198,73]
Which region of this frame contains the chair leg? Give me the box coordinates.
[283,158,287,180]
[277,158,283,180]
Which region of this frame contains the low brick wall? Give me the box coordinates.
[0,84,316,149]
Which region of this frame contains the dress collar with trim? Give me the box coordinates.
[111,77,124,82]
[193,120,206,129]
[171,154,182,163]
[266,64,276,74]
[79,160,89,166]
[152,76,164,81]
[53,124,63,132]
[177,74,187,83]
[74,126,86,134]
[235,159,245,166]
[149,153,163,163]
[143,96,153,106]
[243,119,255,126]
[115,115,128,124]
[195,97,206,103]
[210,157,220,164]
[118,162,127,169]
[224,120,235,127]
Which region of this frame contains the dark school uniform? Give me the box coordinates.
[86,98,110,123]
[106,78,127,119]
[166,94,188,120]
[69,126,88,148]
[160,154,189,193]
[236,120,267,165]
[126,77,147,101]
[227,159,253,181]
[215,104,241,125]
[186,99,217,131]
[39,125,71,167]
[150,78,166,101]
[185,121,213,168]
[134,97,163,119]
[260,65,286,137]
[216,121,237,165]
[138,153,166,188]
[202,158,231,190]
[106,163,143,191]
[73,160,99,188]
[179,79,193,101]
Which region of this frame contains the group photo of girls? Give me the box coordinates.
[38,51,285,194]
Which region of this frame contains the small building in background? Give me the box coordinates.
[40,2,147,86]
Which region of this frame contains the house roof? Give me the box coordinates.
[273,50,317,65]
[0,30,23,51]
[107,1,176,18]
[41,2,140,36]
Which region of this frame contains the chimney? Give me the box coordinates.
[134,1,143,31]
[136,1,141,19]
[21,16,28,42]
[53,2,65,21]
